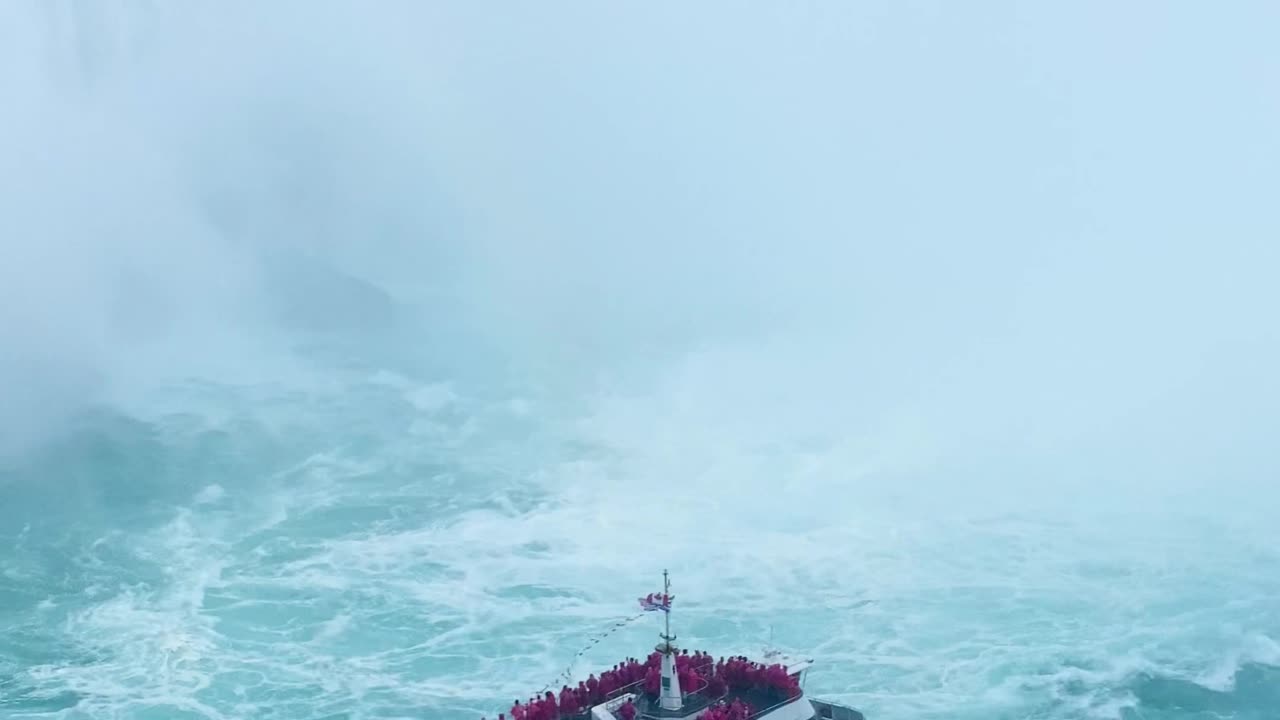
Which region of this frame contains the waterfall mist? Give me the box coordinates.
[4,1,1277,502]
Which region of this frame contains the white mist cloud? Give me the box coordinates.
[1,0,1277,499]
[0,2,455,449]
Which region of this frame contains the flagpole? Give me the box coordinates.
[663,569,671,642]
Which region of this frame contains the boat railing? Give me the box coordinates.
[593,679,859,720]
[635,677,713,719]
[808,697,866,720]
[745,692,805,720]
[683,676,711,697]
[604,678,645,701]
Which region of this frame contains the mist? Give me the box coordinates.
[2,0,1278,504]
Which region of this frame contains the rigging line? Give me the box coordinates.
[539,612,647,694]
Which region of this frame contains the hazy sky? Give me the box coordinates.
[2,1,1277,495]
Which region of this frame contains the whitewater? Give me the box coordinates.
[2,3,1279,720]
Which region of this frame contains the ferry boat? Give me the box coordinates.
[492,571,865,720]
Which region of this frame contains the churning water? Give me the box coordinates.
[3,3,1279,720]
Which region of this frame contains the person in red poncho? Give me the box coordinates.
[559,686,578,717]
[644,666,660,695]
[600,671,616,698]
[707,674,727,698]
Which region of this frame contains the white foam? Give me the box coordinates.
[194,484,226,505]
[406,382,457,413]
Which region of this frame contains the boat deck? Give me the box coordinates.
[631,688,865,720]
[809,698,865,720]
[633,686,785,719]
[552,687,863,720]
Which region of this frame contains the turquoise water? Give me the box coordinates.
[3,3,1280,719]
[2,333,1277,720]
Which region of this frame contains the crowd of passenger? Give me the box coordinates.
[663,651,801,702]
[700,698,757,720]
[484,648,801,720]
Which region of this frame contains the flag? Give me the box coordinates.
[639,592,673,613]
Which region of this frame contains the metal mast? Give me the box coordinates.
[656,569,682,711]
[662,570,673,644]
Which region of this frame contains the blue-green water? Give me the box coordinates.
[4,2,1280,719]
[2,334,1277,720]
